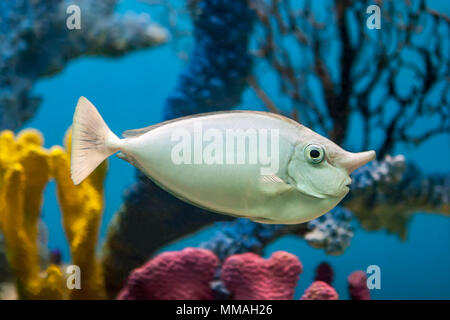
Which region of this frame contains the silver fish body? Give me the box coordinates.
[70,97,376,224]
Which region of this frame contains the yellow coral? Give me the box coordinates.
[36,265,65,300]
[50,129,106,299]
[0,127,107,300]
[0,129,52,299]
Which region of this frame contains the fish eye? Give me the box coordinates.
[305,144,325,164]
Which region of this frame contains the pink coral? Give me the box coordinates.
[314,262,334,284]
[221,251,303,300]
[348,270,370,300]
[117,247,219,300]
[301,281,339,300]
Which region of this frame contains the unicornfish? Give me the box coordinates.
[70,97,375,224]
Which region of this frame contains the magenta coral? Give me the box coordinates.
[221,251,303,300]
[314,262,334,284]
[117,247,219,300]
[347,270,371,300]
[300,281,339,300]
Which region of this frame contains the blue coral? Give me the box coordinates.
[349,154,449,208]
[350,155,406,190]
[200,219,283,261]
[199,209,354,259]
[349,154,449,207]
[346,155,450,237]
[304,207,354,255]
[164,0,255,119]
[0,0,166,130]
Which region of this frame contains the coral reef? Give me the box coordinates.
[0,0,167,130]
[118,248,303,300]
[101,172,232,297]
[101,0,256,297]
[117,248,376,300]
[301,262,340,300]
[164,0,254,119]
[347,155,450,238]
[118,248,218,300]
[1,0,447,302]
[0,233,11,283]
[36,265,65,300]
[50,130,107,299]
[300,281,339,300]
[105,156,437,297]
[200,207,353,262]
[0,221,49,284]
[101,0,449,298]
[195,155,450,263]
[104,154,448,297]
[304,207,354,255]
[348,271,371,300]
[251,0,449,154]
[221,251,303,300]
[200,219,284,261]
[314,262,334,284]
[0,129,54,299]
[0,128,108,299]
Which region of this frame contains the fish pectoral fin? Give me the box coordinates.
[259,174,294,196]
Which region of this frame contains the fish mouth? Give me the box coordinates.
[344,177,352,188]
[321,179,351,199]
[340,177,352,194]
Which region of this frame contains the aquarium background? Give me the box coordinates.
[1,0,449,300]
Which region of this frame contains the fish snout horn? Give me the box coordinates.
[338,150,376,174]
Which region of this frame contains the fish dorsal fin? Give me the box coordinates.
[122,125,157,138]
[122,110,304,138]
[259,174,294,196]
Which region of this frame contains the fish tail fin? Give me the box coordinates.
[70,96,121,185]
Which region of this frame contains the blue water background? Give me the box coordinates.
[26,0,449,299]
